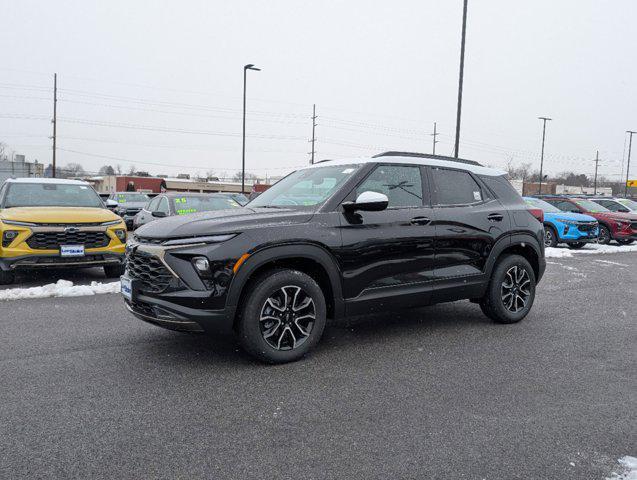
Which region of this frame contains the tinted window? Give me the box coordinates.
[479,175,523,204]
[431,168,483,206]
[4,183,103,208]
[523,197,561,213]
[147,197,160,211]
[553,200,579,212]
[574,199,609,212]
[356,165,423,208]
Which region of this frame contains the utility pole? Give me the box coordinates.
[593,150,600,195]
[537,116,552,195]
[51,73,57,178]
[625,130,636,198]
[431,122,439,155]
[310,104,317,164]
[454,0,469,158]
[242,64,260,194]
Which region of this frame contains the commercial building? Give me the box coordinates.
[0,155,44,184]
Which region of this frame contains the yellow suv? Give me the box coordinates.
[0,178,127,285]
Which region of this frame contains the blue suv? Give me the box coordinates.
[523,197,598,249]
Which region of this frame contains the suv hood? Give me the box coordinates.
[0,206,121,224]
[592,211,637,221]
[135,207,314,238]
[545,211,597,223]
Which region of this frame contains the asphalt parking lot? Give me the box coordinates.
[1,252,635,479]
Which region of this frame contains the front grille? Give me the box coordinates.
[127,299,157,318]
[26,231,110,250]
[577,222,597,232]
[126,250,173,293]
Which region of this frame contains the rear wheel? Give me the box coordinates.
[237,269,327,364]
[567,242,586,249]
[480,254,536,324]
[0,270,15,285]
[104,263,125,278]
[543,225,558,248]
[597,225,611,245]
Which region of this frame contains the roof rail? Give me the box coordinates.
[373,151,482,166]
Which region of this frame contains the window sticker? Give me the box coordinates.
[473,191,482,201]
[176,208,198,215]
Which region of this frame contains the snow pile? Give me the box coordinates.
[545,243,637,258]
[607,456,637,480]
[0,279,120,301]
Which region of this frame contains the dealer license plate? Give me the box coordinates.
[121,276,133,301]
[60,245,85,257]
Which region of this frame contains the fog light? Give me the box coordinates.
[193,256,210,273]
[2,230,19,247]
[114,229,127,242]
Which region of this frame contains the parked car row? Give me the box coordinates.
[525,195,637,247]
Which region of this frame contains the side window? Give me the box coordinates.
[157,197,170,214]
[600,201,618,211]
[147,197,160,211]
[356,165,423,208]
[431,168,483,206]
[556,201,577,212]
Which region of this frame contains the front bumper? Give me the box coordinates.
[123,289,236,335]
[0,251,124,271]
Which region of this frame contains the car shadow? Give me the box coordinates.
[135,300,493,367]
[0,267,109,290]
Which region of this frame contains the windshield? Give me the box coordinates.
[248,164,360,209]
[115,193,150,203]
[617,198,637,210]
[523,197,561,213]
[575,199,610,212]
[4,183,104,208]
[172,195,241,215]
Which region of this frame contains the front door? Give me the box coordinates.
[337,164,436,315]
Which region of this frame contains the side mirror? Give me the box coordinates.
[343,191,389,212]
[105,199,118,207]
[152,211,168,218]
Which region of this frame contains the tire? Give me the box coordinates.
[617,239,634,246]
[237,268,327,364]
[543,225,558,248]
[104,263,125,278]
[567,242,586,249]
[597,225,611,245]
[479,254,536,324]
[0,269,15,285]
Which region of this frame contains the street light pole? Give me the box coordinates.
[593,150,600,195]
[242,64,260,194]
[454,0,469,158]
[537,116,552,195]
[625,130,636,198]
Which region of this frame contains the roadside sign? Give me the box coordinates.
[627,180,637,187]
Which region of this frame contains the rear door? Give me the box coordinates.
[338,163,436,314]
[428,167,510,301]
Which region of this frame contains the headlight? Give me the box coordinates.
[163,234,237,247]
[0,219,36,227]
[114,229,127,242]
[561,220,579,226]
[101,219,123,226]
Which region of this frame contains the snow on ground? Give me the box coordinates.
[545,243,637,258]
[607,456,637,480]
[0,279,120,301]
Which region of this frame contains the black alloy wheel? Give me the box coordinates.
[500,266,531,313]
[597,225,611,245]
[543,225,558,248]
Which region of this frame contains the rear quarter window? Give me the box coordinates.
[478,175,524,205]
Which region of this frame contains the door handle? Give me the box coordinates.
[487,213,504,222]
[410,216,431,226]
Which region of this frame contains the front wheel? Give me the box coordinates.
[597,225,611,245]
[543,225,558,248]
[480,254,536,324]
[567,242,586,250]
[237,269,327,364]
[617,239,634,246]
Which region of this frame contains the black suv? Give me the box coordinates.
[121,152,546,363]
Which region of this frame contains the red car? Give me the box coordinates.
[541,197,637,245]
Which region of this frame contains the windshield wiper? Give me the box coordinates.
[255,205,285,209]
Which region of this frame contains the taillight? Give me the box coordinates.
[528,208,544,223]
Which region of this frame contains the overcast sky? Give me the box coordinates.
[1,0,635,180]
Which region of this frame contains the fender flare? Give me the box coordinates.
[226,242,345,318]
[484,233,542,277]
